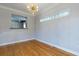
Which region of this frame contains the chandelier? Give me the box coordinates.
[27,3,38,15]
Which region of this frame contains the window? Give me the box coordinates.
[10,14,27,29]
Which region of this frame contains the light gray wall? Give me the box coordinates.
[35,3,79,53]
[0,5,35,44]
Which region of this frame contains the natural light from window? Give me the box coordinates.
[40,9,70,22]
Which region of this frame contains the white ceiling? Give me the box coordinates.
[0,3,58,14]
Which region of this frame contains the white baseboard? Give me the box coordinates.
[36,39,79,56]
[0,39,33,46]
[0,38,79,56]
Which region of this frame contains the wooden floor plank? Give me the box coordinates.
[0,40,75,56]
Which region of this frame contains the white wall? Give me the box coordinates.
[0,5,35,44]
[35,3,79,54]
[1,3,79,55]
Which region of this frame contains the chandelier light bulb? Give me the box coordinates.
[27,3,38,15]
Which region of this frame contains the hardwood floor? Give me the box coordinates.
[0,40,75,56]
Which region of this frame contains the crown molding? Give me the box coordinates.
[0,5,33,16]
[38,4,60,14]
[0,4,61,16]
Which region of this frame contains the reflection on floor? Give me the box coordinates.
[0,40,75,56]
